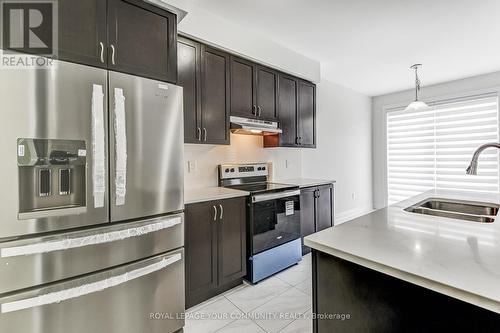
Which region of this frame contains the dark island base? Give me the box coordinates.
[312,250,500,332]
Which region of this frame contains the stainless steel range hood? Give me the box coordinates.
[230,116,282,136]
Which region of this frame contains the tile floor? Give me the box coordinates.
[184,253,313,333]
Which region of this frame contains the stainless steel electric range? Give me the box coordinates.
[218,163,302,283]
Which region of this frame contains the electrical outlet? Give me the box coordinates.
[188,161,196,173]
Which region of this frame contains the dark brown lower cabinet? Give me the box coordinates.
[300,184,334,255]
[185,197,246,308]
[313,251,500,332]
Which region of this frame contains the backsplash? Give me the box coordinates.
[184,134,302,189]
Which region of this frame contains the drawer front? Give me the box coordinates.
[0,213,183,294]
[0,249,185,333]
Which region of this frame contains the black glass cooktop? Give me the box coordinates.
[224,182,297,194]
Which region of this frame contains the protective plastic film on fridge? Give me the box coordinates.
[0,59,185,333]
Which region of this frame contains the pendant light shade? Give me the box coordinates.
[405,100,428,112]
[405,64,428,112]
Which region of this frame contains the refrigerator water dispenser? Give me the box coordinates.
[17,138,87,219]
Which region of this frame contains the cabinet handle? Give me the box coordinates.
[219,204,223,220]
[110,44,116,65]
[203,128,207,142]
[257,106,262,117]
[252,105,257,115]
[99,42,105,63]
[196,127,201,141]
[213,205,217,221]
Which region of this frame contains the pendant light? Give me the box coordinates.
[405,64,428,112]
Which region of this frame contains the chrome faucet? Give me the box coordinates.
[466,143,500,175]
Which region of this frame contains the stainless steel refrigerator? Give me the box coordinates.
[0,60,185,333]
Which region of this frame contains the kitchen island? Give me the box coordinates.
[304,190,500,332]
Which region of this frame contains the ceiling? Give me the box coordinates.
[187,0,500,96]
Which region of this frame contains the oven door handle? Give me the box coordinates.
[252,189,300,203]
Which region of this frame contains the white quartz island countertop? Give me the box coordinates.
[276,178,335,188]
[304,190,500,314]
[185,187,249,205]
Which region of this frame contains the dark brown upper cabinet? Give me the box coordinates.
[256,66,278,119]
[298,80,316,147]
[264,74,316,148]
[178,37,201,143]
[177,37,230,144]
[58,0,177,83]
[201,46,231,144]
[185,197,246,308]
[58,0,107,68]
[230,57,278,120]
[107,0,177,82]
[275,74,298,147]
[230,57,255,118]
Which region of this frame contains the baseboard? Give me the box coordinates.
[335,204,374,225]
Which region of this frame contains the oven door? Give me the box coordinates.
[251,189,301,254]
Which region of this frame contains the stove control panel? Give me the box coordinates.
[219,163,268,179]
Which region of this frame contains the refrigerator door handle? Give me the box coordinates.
[91,84,106,208]
[113,87,127,206]
[0,215,182,258]
[0,252,182,314]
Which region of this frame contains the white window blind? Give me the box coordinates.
[386,94,499,205]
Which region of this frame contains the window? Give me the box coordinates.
[386,94,499,205]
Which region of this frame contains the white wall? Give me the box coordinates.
[159,0,320,82]
[302,79,373,223]
[372,71,500,209]
[184,134,302,189]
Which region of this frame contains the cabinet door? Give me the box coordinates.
[58,0,107,68]
[107,0,177,83]
[316,184,334,231]
[298,80,316,148]
[185,201,218,308]
[256,66,278,120]
[278,74,299,146]
[178,37,201,143]
[300,187,317,255]
[200,46,230,144]
[230,57,256,118]
[218,197,247,285]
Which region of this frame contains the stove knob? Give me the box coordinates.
[262,166,266,170]
[257,167,262,171]
[230,168,235,172]
[225,168,229,173]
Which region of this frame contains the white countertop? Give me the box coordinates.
[304,190,500,313]
[276,178,335,188]
[185,187,249,204]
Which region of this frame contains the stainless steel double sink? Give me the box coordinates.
[405,198,499,223]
